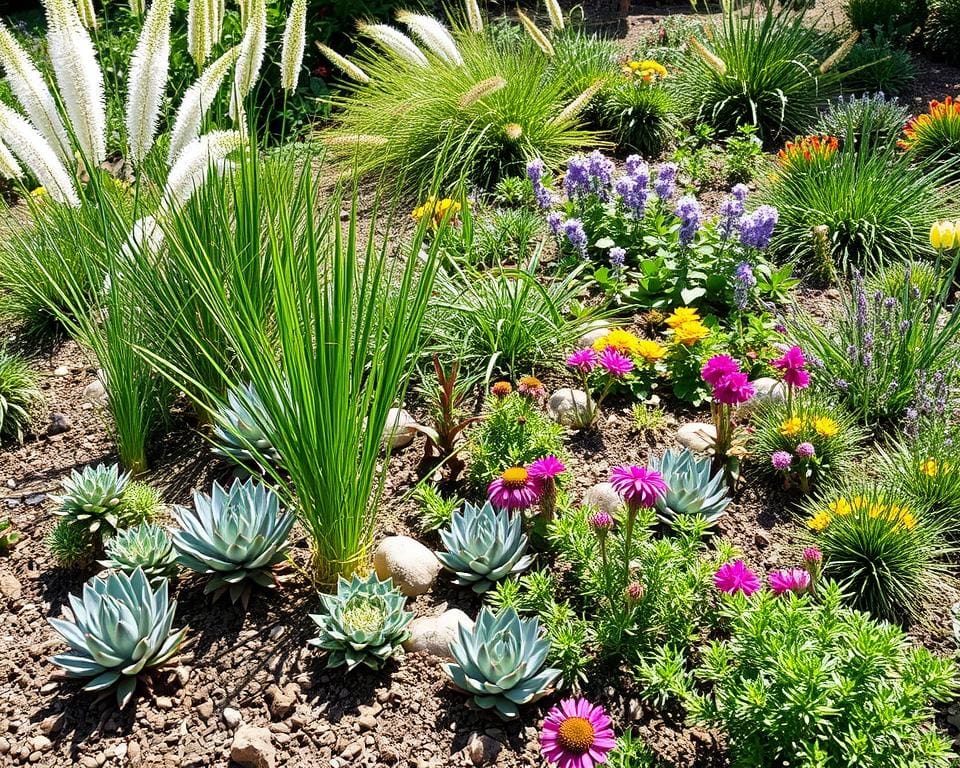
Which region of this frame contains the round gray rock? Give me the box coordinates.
[403,608,474,660]
[373,535,441,597]
[582,482,622,516]
[382,408,417,449]
[676,422,716,452]
[547,388,594,428]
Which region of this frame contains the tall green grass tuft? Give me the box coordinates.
[139,150,444,586]
[0,348,42,444]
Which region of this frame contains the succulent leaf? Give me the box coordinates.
[650,448,731,529]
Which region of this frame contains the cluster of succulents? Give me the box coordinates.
[308,573,414,670]
[212,383,281,465]
[52,464,131,535]
[99,524,179,585]
[0,518,21,552]
[48,568,187,708]
[649,449,731,529]
[436,501,534,593]
[170,478,294,605]
[444,607,560,719]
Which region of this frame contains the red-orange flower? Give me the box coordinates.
[899,96,960,151]
[777,134,839,168]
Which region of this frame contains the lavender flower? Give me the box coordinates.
[587,150,615,199]
[733,261,756,310]
[527,158,545,185]
[853,271,868,328]
[674,195,702,246]
[609,246,626,273]
[564,218,588,258]
[739,205,779,250]
[615,176,648,217]
[653,162,677,200]
[625,154,647,178]
[731,183,749,201]
[546,211,564,235]
[718,194,744,239]
[564,155,591,200]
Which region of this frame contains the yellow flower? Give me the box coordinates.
[30,186,48,198]
[897,510,918,530]
[592,329,641,355]
[813,417,839,438]
[808,511,832,532]
[868,503,886,519]
[412,195,462,229]
[504,123,523,141]
[930,220,957,250]
[672,320,709,346]
[635,339,666,362]
[828,498,852,517]
[638,59,668,78]
[664,307,701,328]
[779,417,803,437]
[920,459,939,477]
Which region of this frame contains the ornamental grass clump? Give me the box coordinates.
[444,606,561,719]
[171,478,294,606]
[308,573,413,671]
[48,568,188,708]
[437,500,533,592]
[687,583,958,767]
[804,483,953,621]
[0,349,42,445]
[812,92,912,149]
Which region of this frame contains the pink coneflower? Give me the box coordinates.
[713,560,761,596]
[712,371,755,405]
[588,511,614,537]
[529,455,566,480]
[795,442,815,458]
[768,568,811,595]
[530,455,565,521]
[771,451,793,471]
[802,546,822,564]
[518,375,547,400]
[491,381,512,399]
[540,698,616,768]
[772,346,810,390]
[609,465,668,509]
[598,348,634,378]
[567,348,598,372]
[701,355,740,386]
[487,466,542,511]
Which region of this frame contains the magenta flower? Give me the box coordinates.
[771,451,793,470]
[712,372,755,405]
[802,546,822,563]
[598,348,634,378]
[772,346,810,390]
[713,560,761,596]
[768,568,811,595]
[795,442,815,458]
[487,467,542,511]
[609,465,668,508]
[529,455,566,480]
[784,368,810,388]
[540,698,616,768]
[588,511,614,535]
[567,348,598,372]
[701,355,741,386]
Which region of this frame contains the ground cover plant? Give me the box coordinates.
[2,0,960,765]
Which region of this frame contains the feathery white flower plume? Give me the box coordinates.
[209,0,224,47]
[126,0,174,167]
[230,0,267,120]
[44,0,107,165]
[545,0,565,30]
[0,137,23,180]
[237,0,252,25]
[187,0,212,66]
[357,23,429,68]
[76,0,97,29]
[457,76,506,109]
[167,45,239,166]
[129,0,145,15]
[396,12,463,65]
[120,215,165,262]
[517,11,554,56]
[315,42,369,84]
[281,0,307,92]
[465,0,483,33]
[162,130,243,209]
[0,103,79,205]
[549,79,604,127]
[0,22,72,161]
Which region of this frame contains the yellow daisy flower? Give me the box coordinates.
[779,417,803,437]
[828,498,852,517]
[672,320,709,346]
[813,417,839,438]
[664,307,701,328]
[635,339,666,362]
[920,459,939,477]
[592,329,642,356]
[808,511,832,532]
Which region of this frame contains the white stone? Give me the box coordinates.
[0,571,21,600]
[82,379,107,407]
[751,376,786,404]
[52,366,69,377]
[381,408,417,449]
[547,388,595,428]
[581,482,622,515]
[222,707,242,729]
[230,725,275,768]
[577,320,610,349]
[676,422,716,452]
[403,609,474,660]
[373,535,441,597]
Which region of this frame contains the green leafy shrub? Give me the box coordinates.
[0,349,41,444]
[812,93,912,149]
[48,568,187,708]
[672,6,851,140]
[319,7,611,188]
[465,391,564,492]
[412,484,463,532]
[925,0,960,65]
[309,572,413,671]
[843,0,926,44]
[595,78,675,157]
[804,484,952,621]
[688,584,958,768]
[834,34,916,96]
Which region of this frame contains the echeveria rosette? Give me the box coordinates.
[48,568,187,708]
[308,572,413,671]
[211,382,281,466]
[98,523,179,585]
[52,463,131,536]
[436,501,534,593]
[650,448,731,530]
[170,478,294,605]
[444,606,560,719]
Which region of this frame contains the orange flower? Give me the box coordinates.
[777,134,839,168]
[899,96,960,152]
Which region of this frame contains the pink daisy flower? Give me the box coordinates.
[712,372,755,405]
[588,511,614,535]
[802,546,822,564]
[771,345,806,371]
[567,348,598,372]
[701,355,741,386]
[487,466,542,511]
[609,465,668,508]
[540,698,616,768]
[768,568,811,595]
[713,560,761,596]
[598,348,634,378]
[529,455,566,480]
[783,368,810,389]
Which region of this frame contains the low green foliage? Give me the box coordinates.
[595,81,675,158]
[843,0,926,44]
[812,93,912,149]
[412,484,463,533]
[688,584,958,767]
[925,0,960,65]
[835,34,916,96]
[99,524,179,586]
[0,518,21,552]
[0,349,42,444]
[47,519,96,569]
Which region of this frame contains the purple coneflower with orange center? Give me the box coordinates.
[487,466,541,511]
[518,375,547,400]
[540,698,616,768]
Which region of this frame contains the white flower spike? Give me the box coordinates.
[281,0,307,92]
[126,0,175,167]
[230,0,267,121]
[0,103,79,205]
[357,23,429,68]
[396,12,463,66]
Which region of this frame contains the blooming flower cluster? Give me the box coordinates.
[664,307,710,347]
[807,494,918,533]
[411,195,462,229]
[714,550,820,598]
[621,58,668,82]
[702,355,755,406]
[487,456,566,512]
[540,697,616,768]
[771,346,810,390]
[899,95,960,153]
[776,134,839,168]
